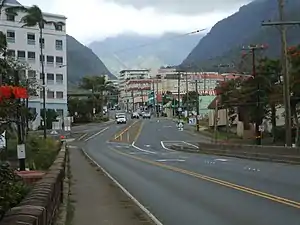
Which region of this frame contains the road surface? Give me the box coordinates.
[81,117,300,225]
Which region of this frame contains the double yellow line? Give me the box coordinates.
[113,120,140,141]
[109,146,300,209]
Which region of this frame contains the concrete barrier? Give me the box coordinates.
[0,142,67,225]
[170,142,300,164]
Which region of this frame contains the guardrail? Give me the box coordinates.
[171,142,300,164]
[0,142,67,225]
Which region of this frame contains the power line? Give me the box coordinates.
[111,29,206,54]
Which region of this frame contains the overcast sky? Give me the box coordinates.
[18,0,253,44]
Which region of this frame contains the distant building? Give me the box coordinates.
[119,69,151,110]
[0,0,67,130]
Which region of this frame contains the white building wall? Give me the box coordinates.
[0,3,67,130]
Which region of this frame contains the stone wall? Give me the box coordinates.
[0,143,67,225]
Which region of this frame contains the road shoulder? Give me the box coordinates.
[68,145,154,225]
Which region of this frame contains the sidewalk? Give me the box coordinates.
[69,146,154,225]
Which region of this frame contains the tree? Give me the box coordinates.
[216,57,282,140]
[80,76,116,117]
[5,5,65,139]
[182,91,198,110]
[287,45,300,145]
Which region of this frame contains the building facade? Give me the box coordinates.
[119,69,151,110]
[0,0,67,129]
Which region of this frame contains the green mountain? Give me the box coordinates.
[182,0,300,70]
[67,35,115,86]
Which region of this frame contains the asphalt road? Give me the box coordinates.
[82,117,300,225]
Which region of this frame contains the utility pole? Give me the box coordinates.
[185,72,189,114]
[242,44,266,145]
[195,79,200,131]
[156,76,159,117]
[261,0,300,147]
[177,71,181,119]
[131,90,134,112]
[14,70,26,171]
[214,98,219,143]
[140,89,143,109]
[152,79,155,113]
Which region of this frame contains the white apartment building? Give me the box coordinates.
[0,0,67,129]
[119,69,151,110]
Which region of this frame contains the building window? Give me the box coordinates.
[55,40,63,50]
[7,49,15,57]
[46,55,54,65]
[47,73,54,84]
[56,91,63,99]
[56,56,63,65]
[27,33,35,45]
[27,51,35,61]
[6,14,15,21]
[40,54,45,62]
[56,74,63,84]
[6,30,15,43]
[17,50,25,60]
[55,24,63,31]
[39,38,45,48]
[47,91,54,99]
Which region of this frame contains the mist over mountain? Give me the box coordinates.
[89,32,203,75]
[182,0,300,70]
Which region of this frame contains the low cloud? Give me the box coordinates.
[106,0,253,15]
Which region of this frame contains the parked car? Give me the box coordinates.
[116,115,127,124]
[143,112,151,119]
[131,112,139,119]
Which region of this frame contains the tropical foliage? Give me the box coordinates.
[68,75,118,123]
[216,45,300,143]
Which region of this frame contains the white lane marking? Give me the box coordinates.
[156,159,186,162]
[132,142,157,154]
[82,148,163,225]
[84,127,109,142]
[163,126,172,128]
[145,145,151,147]
[215,159,229,162]
[181,141,199,149]
[160,141,175,151]
[243,166,260,172]
[77,133,88,141]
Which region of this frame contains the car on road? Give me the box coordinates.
[143,112,151,119]
[131,112,139,119]
[116,115,127,124]
[115,113,126,119]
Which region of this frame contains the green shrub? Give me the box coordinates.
[4,135,59,170]
[0,162,30,220]
[25,136,59,170]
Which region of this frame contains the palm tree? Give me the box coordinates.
[80,76,115,117]
[5,5,65,139]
